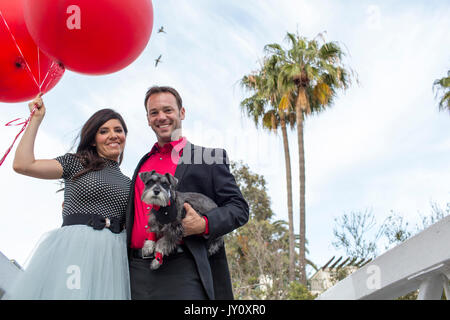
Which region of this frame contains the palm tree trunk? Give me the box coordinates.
[279,112,295,282]
[297,87,308,286]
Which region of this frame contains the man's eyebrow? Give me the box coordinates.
[149,105,174,111]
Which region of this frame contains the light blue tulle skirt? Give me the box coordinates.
[4,225,130,300]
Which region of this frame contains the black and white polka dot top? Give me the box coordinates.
[55,153,131,222]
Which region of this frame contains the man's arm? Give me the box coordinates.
[202,149,249,239]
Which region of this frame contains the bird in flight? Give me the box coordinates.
[158,26,166,33]
[155,55,162,67]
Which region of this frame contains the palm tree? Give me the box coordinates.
[265,31,355,285]
[240,55,297,282]
[433,70,450,113]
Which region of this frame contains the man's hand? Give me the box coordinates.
[182,203,206,236]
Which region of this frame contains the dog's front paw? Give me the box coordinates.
[142,240,155,256]
[150,259,162,270]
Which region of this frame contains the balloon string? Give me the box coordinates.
[0,12,65,168]
[39,61,56,92]
[37,46,41,85]
[0,11,48,168]
[36,47,57,93]
[0,105,38,167]
[0,10,40,90]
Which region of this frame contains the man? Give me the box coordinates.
[126,86,249,299]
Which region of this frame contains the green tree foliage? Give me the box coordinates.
[286,282,317,300]
[240,54,297,281]
[264,31,356,285]
[226,161,316,299]
[433,70,450,113]
[231,161,274,221]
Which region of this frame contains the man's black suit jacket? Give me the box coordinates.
[125,141,249,299]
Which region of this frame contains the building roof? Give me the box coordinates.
[309,256,372,295]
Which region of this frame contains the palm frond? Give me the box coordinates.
[262,110,279,132]
[264,43,286,59]
[319,41,343,62]
[433,71,450,112]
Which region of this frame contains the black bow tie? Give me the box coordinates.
[88,215,122,233]
[152,202,179,225]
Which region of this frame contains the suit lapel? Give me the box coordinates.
[126,152,151,247]
[174,141,194,190]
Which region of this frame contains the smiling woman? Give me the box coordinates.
[94,119,126,162]
[5,95,132,300]
[94,119,127,162]
[72,109,128,179]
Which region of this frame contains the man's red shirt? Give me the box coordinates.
[130,137,208,249]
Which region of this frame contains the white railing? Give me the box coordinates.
[317,214,450,300]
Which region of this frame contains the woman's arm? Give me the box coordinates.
[13,93,63,179]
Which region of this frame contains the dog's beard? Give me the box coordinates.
[141,189,171,207]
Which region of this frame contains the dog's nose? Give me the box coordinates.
[154,189,160,196]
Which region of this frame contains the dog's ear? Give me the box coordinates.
[139,171,152,184]
[164,173,178,187]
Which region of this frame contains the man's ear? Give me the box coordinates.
[165,173,178,187]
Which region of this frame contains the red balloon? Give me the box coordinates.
[0,0,65,103]
[23,0,154,75]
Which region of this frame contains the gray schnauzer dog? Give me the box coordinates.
[139,170,224,270]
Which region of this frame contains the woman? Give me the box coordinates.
[5,93,131,299]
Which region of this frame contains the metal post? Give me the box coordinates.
[417,274,445,300]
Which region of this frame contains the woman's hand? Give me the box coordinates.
[28,93,45,121]
[13,93,63,179]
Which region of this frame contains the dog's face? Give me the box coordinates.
[139,171,178,207]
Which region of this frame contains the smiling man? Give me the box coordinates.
[146,87,185,145]
[125,86,249,300]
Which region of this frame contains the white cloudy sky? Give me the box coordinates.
[1,0,449,273]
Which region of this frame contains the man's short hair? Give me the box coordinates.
[144,86,183,112]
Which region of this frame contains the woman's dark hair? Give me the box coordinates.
[72,108,128,179]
